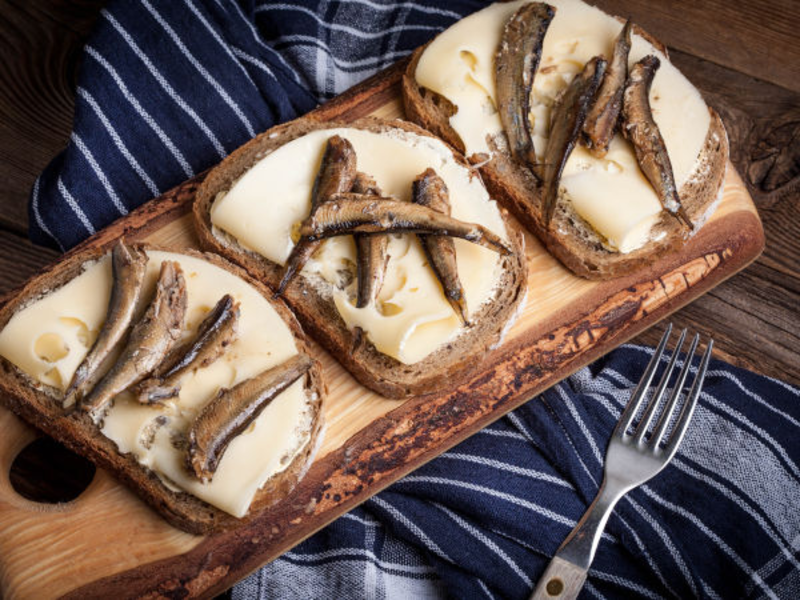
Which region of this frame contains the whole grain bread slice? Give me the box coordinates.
[193,117,527,398]
[402,21,730,279]
[0,245,325,535]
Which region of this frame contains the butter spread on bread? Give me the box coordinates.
[0,249,319,519]
[210,126,510,365]
[413,0,714,253]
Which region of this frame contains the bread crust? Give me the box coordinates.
[401,17,729,279]
[193,117,528,398]
[0,245,325,535]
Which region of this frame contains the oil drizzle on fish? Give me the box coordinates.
[583,19,632,157]
[495,2,554,171]
[622,55,693,229]
[64,240,148,409]
[412,168,469,325]
[277,135,358,294]
[541,56,607,227]
[300,194,512,255]
[79,261,187,420]
[186,353,313,482]
[137,294,240,404]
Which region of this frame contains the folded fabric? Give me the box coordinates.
[28,1,800,598]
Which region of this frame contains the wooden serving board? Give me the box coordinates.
[0,62,764,599]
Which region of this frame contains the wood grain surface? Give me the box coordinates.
[593,0,800,94]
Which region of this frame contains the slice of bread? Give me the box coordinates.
[193,117,527,398]
[402,4,729,279]
[0,246,324,535]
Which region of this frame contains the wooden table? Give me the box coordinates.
[0,0,797,595]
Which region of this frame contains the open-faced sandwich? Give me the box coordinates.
[403,0,729,278]
[194,118,527,398]
[0,241,324,534]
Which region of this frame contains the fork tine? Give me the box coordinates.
[662,339,713,458]
[632,329,687,445]
[613,323,672,438]
[649,333,699,449]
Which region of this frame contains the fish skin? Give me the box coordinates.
[64,240,148,409]
[79,261,187,419]
[137,294,240,404]
[541,56,607,228]
[353,172,390,308]
[277,135,358,294]
[583,19,632,157]
[412,168,469,325]
[351,171,380,196]
[495,2,555,172]
[186,353,313,482]
[622,55,693,229]
[300,194,512,255]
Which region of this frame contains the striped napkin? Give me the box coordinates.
[29,1,800,598]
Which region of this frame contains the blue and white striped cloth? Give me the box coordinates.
[29,1,800,598]
[29,0,480,250]
[235,345,800,599]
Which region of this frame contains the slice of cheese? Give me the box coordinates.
[0,251,317,518]
[329,235,458,364]
[415,1,512,155]
[211,126,510,365]
[563,139,662,252]
[415,0,711,253]
[0,257,112,389]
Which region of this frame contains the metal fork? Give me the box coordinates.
[530,324,713,600]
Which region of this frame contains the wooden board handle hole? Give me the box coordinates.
[9,437,96,504]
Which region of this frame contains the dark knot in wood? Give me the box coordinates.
[748,118,800,192]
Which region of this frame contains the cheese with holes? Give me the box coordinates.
[0,251,317,518]
[415,0,711,252]
[211,127,510,365]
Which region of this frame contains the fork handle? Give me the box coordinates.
[529,557,587,600]
[530,478,625,600]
